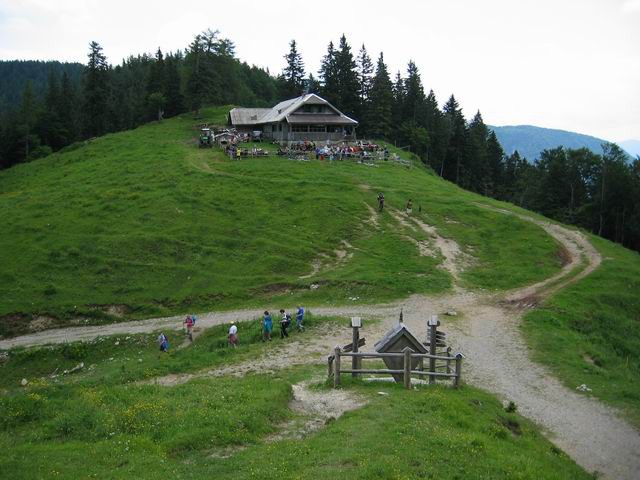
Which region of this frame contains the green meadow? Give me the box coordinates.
[0,106,562,336]
[0,318,590,479]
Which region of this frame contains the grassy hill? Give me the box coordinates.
[0,106,563,336]
[2,106,640,478]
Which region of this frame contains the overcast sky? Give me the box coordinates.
[1,0,638,141]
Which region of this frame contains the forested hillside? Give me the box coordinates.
[0,60,83,112]
[2,29,639,252]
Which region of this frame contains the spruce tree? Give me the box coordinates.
[402,61,427,126]
[366,53,394,140]
[334,35,360,116]
[282,39,305,98]
[58,70,79,145]
[318,41,339,105]
[391,71,405,141]
[424,89,446,171]
[356,44,373,131]
[306,73,320,94]
[467,110,489,192]
[442,94,467,182]
[147,48,166,120]
[184,34,214,115]
[147,48,165,97]
[485,129,505,196]
[163,54,184,117]
[356,44,373,102]
[82,41,110,137]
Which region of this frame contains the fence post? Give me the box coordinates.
[334,346,341,388]
[403,347,413,389]
[454,352,463,388]
[327,355,334,377]
[446,347,452,375]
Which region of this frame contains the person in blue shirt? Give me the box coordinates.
[296,306,305,332]
[262,311,273,341]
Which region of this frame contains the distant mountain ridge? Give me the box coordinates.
[488,124,631,161]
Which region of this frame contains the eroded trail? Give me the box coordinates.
[2,205,638,479]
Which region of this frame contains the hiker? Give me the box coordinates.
[296,306,305,332]
[279,309,291,338]
[157,333,169,352]
[405,199,413,216]
[262,311,273,341]
[184,315,195,342]
[377,192,385,212]
[228,323,238,347]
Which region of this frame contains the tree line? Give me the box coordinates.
[0,30,280,170]
[280,36,640,252]
[2,30,639,252]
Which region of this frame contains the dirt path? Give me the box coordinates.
[2,205,639,478]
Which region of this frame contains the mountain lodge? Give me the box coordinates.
[228,94,358,143]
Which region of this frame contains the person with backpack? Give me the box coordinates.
[377,192,385,212]
[279,309,291,338]
[296,306,305,332]
[262,311,273,341]
[157,333,169,352]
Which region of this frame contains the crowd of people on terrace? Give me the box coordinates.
[274,140,391,162]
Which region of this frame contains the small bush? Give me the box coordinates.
[0,392,47,427]
[61,342,89,361]
[51,404,100,439]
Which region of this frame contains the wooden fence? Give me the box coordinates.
[329,346,463,389]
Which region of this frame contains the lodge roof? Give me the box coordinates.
[229,94,358,126]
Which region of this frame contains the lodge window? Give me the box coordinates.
[309,125,326,132]
[291,125,309,132]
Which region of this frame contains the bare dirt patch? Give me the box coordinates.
[364,202,379,229]
[298,240,354,279]
[268,380,367,441]
[28,315,56,332]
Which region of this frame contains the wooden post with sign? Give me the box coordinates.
[351,317,361,377]
[334,346,341,387]
[428,315,438,384]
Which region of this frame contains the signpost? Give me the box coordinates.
[428,315,439,384]
[351,317,362,377]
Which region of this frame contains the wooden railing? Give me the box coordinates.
[330,346,463,389]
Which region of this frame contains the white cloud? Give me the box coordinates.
[622,0,640,12]
[0,0,638,140]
